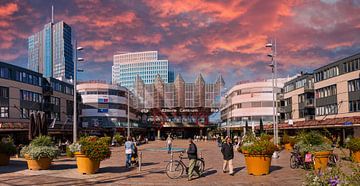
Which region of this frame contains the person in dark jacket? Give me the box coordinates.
[221,137,234,175]
[187,138,199,181]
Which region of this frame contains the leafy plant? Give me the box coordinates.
[304,163,360,186]
[66,146,74,158]
[347,137,360,152]
[0,136,16,156]
[295,131,332,154]
[113,133,125,145]
[20,136,59,160]
[241,133,277,155]
[282,132,296,146]
[69,136,111,161]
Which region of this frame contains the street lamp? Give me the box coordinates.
[266,39,279,159]
[73,41,84,143]
[127,88,130,138]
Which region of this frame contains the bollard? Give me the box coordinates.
[200,152,203,159]
[170,151,174,171]
[138,151,142,172]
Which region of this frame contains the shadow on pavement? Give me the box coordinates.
[0,160,27,174]
[269,165,283,173]
[202,169,217,177]
[51,163,77,170]
[233,166,245,175]
[141,162,159,167]
[98,166,129,173]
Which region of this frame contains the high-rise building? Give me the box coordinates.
[28,21,73,80]
[112,51,174,90]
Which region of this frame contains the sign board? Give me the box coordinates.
[288,120,293,125]
[344,121,353,126]
[98,98,109,103]
[98,108,108,113]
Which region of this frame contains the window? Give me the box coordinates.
[348,78,360,92]
[315,85,337,98]
[349,100,360,112]
[0,107,9,118]
[20,90,42,103]
[0,67,9,79]
[0,86,9,98]
[316,104,338,116]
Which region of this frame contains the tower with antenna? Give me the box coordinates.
[28,5,74,80]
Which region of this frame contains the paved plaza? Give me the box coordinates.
[0,140,307,186]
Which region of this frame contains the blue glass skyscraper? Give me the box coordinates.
[28,21,73,80]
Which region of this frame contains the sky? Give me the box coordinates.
[1,0,360,87]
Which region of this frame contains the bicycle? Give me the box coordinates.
[165,152,205,179]
[327,152,338,167]
[290,146,313,170]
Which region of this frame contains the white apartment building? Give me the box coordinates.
[112,51,174,90]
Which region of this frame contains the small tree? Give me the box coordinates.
[259,118,264,134]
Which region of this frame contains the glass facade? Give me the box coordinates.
[28,21,73,79]
[112,51,173,90]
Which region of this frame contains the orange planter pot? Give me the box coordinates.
[284,143,293,151]
[351,151,360,163]
[314,151,331,171]
[74,152,100,174]
[0,153,10,166]
[243,152,272,176]
[25,155,52,170]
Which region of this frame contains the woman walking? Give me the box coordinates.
[221,137,234,176]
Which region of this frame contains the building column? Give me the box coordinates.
[157,129,161,140]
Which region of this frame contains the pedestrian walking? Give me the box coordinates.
[166,135,173,154]
[221,137,234,176]
[187,138,200,181]
[124,137,134,168]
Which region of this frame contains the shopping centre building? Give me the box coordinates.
[133,73,224,139]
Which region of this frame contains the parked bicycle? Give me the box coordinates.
[165,152,205,179]
[290,146,313,170]
[327,152,338,167]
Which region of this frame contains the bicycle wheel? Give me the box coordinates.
[290,155,298,169]
[328,154,337,167]
[165,160,184,179]
[195,159,205,176]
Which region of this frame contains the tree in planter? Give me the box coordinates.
[20,135,59,170]
[295,131,333,171]
[113,133,125,146]
[346,137,360,163]
[240,133,277,176]
[0,136,16,166]
[69,136,111,174]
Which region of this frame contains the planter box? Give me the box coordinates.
[74,152,100,174]
[0,153,10,166]
[25,155,52,170]
[243,152,272,176]
[351,150,360,163]
[314,151,331,171]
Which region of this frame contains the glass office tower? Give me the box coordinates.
[112,51,174,90]
[28,21,73,80]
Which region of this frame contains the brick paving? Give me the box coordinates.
[0,140,307,186]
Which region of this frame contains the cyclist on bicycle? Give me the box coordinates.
[187,138,200,181]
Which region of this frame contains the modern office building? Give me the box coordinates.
[280,73,315,122]
[0,61,75,142]
[133,74,224,138]
[77,81,140,134]
[220,78,291,130]
[28,21,73,80]
[112,51,174,90]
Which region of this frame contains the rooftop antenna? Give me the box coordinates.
[51,5,54,23]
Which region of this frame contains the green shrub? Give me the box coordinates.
[69,136,111,161]
[20,135,59,160]
[114,133,125,145]
[66,146,74,158]
[347,137,360,152]
[0,136,16,156]
[295,131,332,154]
[241,133,277,155]
[99,136,111,146]
[282,132,297,146]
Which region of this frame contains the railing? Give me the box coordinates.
[305,115,315,121]
[304,83,314,91]
[305,98,314,107]
[277,107,286,113]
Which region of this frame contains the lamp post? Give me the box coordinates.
[73,40,84,143]
[127,88,130,138]
[266,40,279,159]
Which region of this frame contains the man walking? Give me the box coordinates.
[187,138,200,181]
[124,137,134,168]
[166,135,173,154]
[221,137,234,176]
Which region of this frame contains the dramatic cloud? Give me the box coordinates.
[0,0,359,86]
